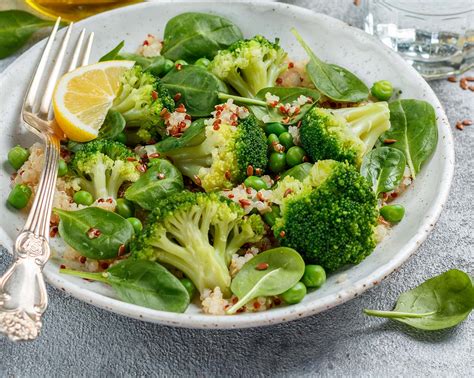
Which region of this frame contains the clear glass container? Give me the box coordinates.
[364,0,474,79]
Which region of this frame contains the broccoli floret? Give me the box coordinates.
[71,139,140,200]
[209,35,288,98]
[131,191,265,296]
[156,114,268,192]
[272,160,378,271]
[300,102,390,166]
[110,65,175,142]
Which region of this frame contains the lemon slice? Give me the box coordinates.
[53,60,135,142]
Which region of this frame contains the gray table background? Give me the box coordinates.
[1,1,473,376]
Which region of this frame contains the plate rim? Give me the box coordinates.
[0,0,455,329]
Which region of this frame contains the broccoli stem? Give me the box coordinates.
[218,93,267,107]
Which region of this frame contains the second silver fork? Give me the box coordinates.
[0,20,94,342]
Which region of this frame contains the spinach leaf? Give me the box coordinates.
[161,65,228,117]
[55,207,134,260]
[99,41,170,77]
[161,12,243,62]
[226,247,305,314]
[98,40,125,62]
[382,99,438,178]
[291,28,369,103]
[155,119,207,152]
[364,269,474,330]
[98,109,126,140]
[0,10,56,59]
[360,147,406,195]
[125,159,184,210]
[221,86,320,125]
[60,259,190,313]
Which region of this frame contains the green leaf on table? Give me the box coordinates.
[291,28,369,103]
[60,259,190,313]
[125,159,184,211]
[226,247,305,314]
[0,10,55,59]
[161,12,243,62]
[381,99,438,178]
[361,147,406,195]
[55,207,134,260]
[364,269,474,330]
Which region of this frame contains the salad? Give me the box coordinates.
[5,12,438,315]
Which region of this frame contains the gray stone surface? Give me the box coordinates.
[0,1,473,376]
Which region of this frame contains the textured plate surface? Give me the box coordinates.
[0,1,454,328]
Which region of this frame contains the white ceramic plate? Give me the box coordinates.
[0,1,454,329]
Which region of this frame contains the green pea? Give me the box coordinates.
[57,159,68,177]
[302,265,326,288]
[268,152,287,173]
[286,146,306,167]
[380,204,405,223]
[7,184,32,209]
[194,57,211,68]
[73,190,94,206]
[278,132,294,150]
[267,133,279,148]
[244,176,268,191]
[371,80,393,101]
[264,122,286,136]
[114,132,127,144]
[116,198,135,218]
[280,282,307,304]
[174,59,188,68]
[163,58,175,74]
[127,217,143,234]
[180,277,197,299]
[7,145,29,170]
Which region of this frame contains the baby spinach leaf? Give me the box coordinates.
[60,259,190,313]
[98,109,126,140]
[162,65,228,116]
[364,269,474,330]
[155,119,207,152]
[227,247,305,314]
[98,40,125,62]
[381,99,438,178]
[254,86,320,124]
[291,28,368,103]
[0,10,56,59]
[99,41,170,77]
[55,207,134,260]
[221,86,320,125]
[161,12,243,62]
[361,147,406,195]
[125,159,184,210]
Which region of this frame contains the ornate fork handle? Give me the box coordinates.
[0,134,59,341]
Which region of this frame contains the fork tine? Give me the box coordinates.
[39,22,74,116]
[67,28,85,72]
[23,18,61,113]
[81,32,94,66]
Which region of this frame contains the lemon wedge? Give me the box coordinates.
[53,60,135,142]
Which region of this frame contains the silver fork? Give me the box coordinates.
[0,19,94,341]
